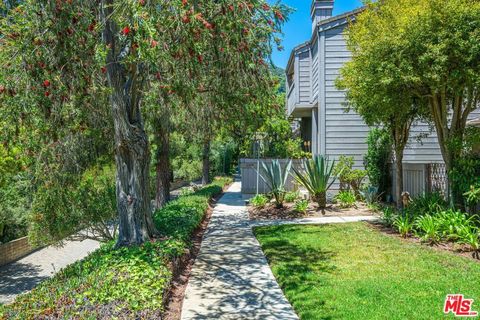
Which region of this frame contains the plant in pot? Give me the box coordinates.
[293,155,336,214]
[259,159,292,208]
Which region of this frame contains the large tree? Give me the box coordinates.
[1,0,289,246]
[342,0,480,206]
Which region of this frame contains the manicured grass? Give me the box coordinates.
[0,177,232,319]
[254,223,480,320]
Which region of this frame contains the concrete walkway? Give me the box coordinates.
[181,182,299,320]
[250,215,378,227]
[0,238,100,304]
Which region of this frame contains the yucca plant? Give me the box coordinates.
[260,159,292,208]
[292,155,336,214]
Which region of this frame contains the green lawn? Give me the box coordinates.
[254,223,480,320]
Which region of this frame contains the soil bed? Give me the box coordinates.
[249,201,377,220]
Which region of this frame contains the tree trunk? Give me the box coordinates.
[102,0,157,247]
[395,154,404,210]
[111,95,158,247]
[202,140,210,185]
[154,124,170,209]
[391,121,411,209]
[428,92,476,209]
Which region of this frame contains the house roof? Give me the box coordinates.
[315,7,365,29]
[285,6,364,73]
[468,117,480,127]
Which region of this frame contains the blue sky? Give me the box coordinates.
[271,0,363,68]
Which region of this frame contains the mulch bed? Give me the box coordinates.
[162,184,230,320]
[367,221,480,262]
[249,201,378,220]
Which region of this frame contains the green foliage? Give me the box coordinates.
[360,185,381,205]
[381,206,397,227]
[450,155,480,208]
[284,191,299,203]
[260,160,292,208]
[1,179,229,318]
[393,214,414,238]
[464,184,480,208]
[171,133,203,181]
[458,226,480,255]
[335,191,356,209]
[238,94,310,160]
[293,199,309,214]
[333,156,366,197]
[250,194,269,208]
[293,155,336,211]
[339,0,480,209]
[406,192,448,218]
[29,165,117,245]
[364,128,392,198]
[436,210,476,241]
[414,215,442,244]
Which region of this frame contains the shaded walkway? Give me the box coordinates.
[0,238,100,304]
[181,182,299,320]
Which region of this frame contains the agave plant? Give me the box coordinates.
[260,159,292,208]
[292,155,336,213]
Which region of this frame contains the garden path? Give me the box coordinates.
[0,238,100,305]
[181,181,299,320]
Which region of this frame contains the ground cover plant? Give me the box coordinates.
[255,223,480,320]
[380,195,480,258]
[335,191,357,209]
[0,177,231,319]
[250,194,269,208]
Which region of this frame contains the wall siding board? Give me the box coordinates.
[287,12,480,194]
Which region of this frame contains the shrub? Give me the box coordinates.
[414,215,442,244]
[393,214,414,238]
[284,191,299,203]
[260,159,292,208]
[361,185,381,205]
[407,192,448,217]
[293,155,336,213]
[364,128,392,200]
[250,194,269,208]
[333,155,366,197]
[464,183,480,212]
[381,206,397,227]
[335,191,356,209]
[294,199,309,214]
[29,165,117,245]
[0,173,30,244]
[457,226,480,258]
[1,180,229,319]
[436,209,475,241]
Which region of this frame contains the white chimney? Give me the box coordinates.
[311,0,334,33]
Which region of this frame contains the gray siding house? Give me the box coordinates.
[286,0,480,196]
